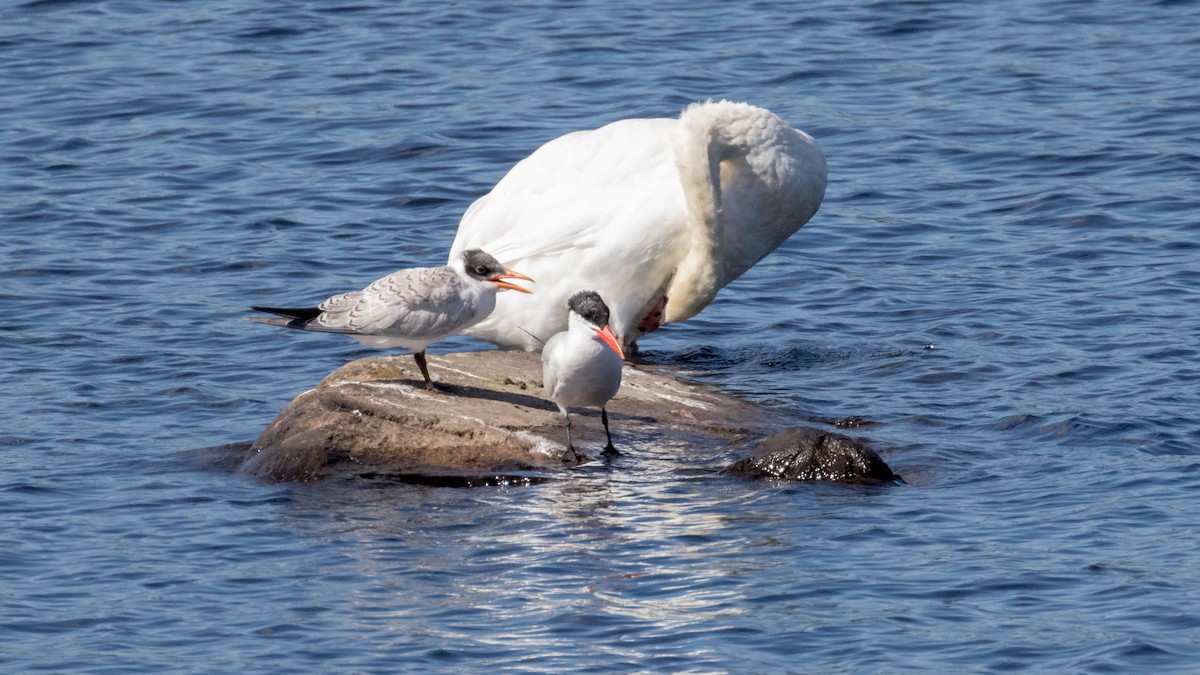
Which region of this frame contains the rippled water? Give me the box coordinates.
[4,0,1200,671]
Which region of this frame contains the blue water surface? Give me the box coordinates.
[3,0,1200,672]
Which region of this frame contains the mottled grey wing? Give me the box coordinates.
[314,267,477,340]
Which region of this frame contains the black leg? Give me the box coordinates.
[601,407,620,456]
[413,350,436,390]
[561,412,582,462]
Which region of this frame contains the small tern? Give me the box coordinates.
[246,249,532,390]
[541,291,625,462]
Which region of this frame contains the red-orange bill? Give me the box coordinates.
[595,324,625,360]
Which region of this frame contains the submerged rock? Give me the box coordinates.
[722,426,898,484]
[242,351,773,482]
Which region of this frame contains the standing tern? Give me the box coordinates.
[246,249,533,390]
[541,291,625,462]
[449,100,827,352]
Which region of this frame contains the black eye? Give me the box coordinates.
[475,265,489,276]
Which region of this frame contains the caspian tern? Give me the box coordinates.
[246,249,533,390]
[541,291,626,462]
[449,100,827,351]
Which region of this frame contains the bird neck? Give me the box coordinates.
[448,254,470,281]
[667,120,724,323]
[665,102,828,323]
[567,311,602,343]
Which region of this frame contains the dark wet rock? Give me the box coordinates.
[241,351,774,482]
[723,426,898,484]
[834,415,879,429]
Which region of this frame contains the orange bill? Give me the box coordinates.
[594,324,626,360]
[492,268,534,293]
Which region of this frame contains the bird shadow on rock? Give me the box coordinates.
[434,381,555,411]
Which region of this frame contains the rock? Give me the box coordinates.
[241,350,775,482]
[722,426,898,484]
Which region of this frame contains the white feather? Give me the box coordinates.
[449,100,827,350]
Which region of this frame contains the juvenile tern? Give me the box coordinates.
[541,291,625,462]
[246,249,533,390]
[449,100,826,351]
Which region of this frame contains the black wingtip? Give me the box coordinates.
[250,306,323,321]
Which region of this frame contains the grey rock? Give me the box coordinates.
[242,351,774,482]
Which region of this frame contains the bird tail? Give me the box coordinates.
[244,306,322,330]
[250,306,323,320]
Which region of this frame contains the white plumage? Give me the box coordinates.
[449,100,827,350]
[541,291,625,461]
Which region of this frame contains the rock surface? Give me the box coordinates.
[242,350,776,482]
[722,426,899,484]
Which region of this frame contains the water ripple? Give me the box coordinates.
[2,0,1200,671]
